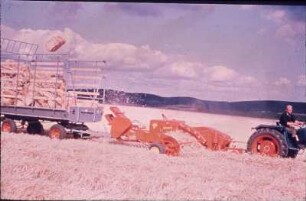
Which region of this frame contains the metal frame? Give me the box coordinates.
[1,38,39,55]
[66,60,106,103]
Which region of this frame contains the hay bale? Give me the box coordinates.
[45,35,66,52]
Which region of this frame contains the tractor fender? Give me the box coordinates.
[254,124,284,133]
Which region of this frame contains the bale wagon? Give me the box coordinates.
[1,38,105,139]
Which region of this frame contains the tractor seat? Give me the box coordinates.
[276,122,286,133]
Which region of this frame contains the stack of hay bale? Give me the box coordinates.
[1,59,69,108]
[1,59,31,106]
[0,36,103,109]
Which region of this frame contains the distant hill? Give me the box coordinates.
[95,89,306,120]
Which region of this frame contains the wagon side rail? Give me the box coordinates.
[66,60,107,107]
[1,38,38,55]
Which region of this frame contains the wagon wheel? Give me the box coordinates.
[247,128,288,157]
[149,143,166,154]
[48,124,67,139]
[1,119,17,133]
[161,136,180,156]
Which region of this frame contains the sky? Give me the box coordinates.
[1,1,306,102]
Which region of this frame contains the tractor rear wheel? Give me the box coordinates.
[27,121,44,135]
[1,119,17,133]
[149,143,166,154]
[48,124,66,139]
[247,128,288,157]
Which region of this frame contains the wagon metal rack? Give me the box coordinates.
[1,38,106,139]
[1,37,39,55]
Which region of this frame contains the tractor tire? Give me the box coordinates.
[247,128,288,157]
[48,124,66,139]
[27,121,44,135]
[149,143,166,154]
[1,119,17,133]
[287,149,299,158]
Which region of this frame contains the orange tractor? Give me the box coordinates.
[105,106,244,156]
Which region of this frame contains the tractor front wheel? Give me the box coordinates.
[48,124,66,139]
[247,128,288,157]
[1,119,17,133]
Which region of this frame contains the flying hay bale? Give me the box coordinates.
[45,35,66,52]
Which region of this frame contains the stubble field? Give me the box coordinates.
[1,104,305,200]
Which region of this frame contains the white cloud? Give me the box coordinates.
[275,22,305,44]
[202,65,258,92]
[273,77,291,86]
[297,75,306,86]
[4,28,68,54]
[2,25,294,101]
[264,9,286,23]
[189,65,259,94]
[1,24,17,38]
[62,28,168,71]
[2,26,168,71]
[205,65,238,82]
[169,61,201,78]
[237,76,257,85]
[153,60,204,79]
[1,27,65,55]
[73,42,168,71]
[262,8,305,44]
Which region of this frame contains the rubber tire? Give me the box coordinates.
[149,143,166,154]
[161,136,180,156]
[48,124,67,139]
[27,121,44,135]
[287,149,299,158]
[1,119,17,133]
[247,128,288,157]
